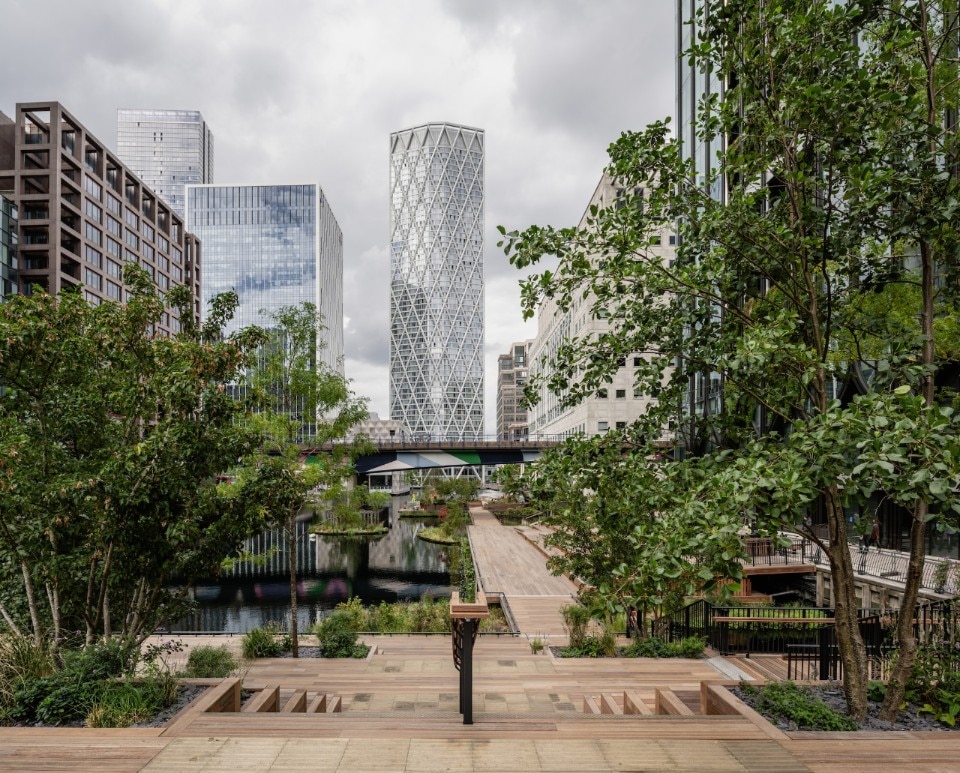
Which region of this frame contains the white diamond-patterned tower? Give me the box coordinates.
[389,123,485,440]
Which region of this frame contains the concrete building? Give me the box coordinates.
[185,183,344,373]
[0,193,17,299]
[0,102,200,334]
[496,340,532,441]
[344,412,413,444]
[117,110,214,219]
[527,175,675,439]
[388,122,484,440]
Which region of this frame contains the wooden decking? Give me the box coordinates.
[468,508,577,636]
[5,511,960,771]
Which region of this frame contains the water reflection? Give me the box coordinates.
[174,497,451,632]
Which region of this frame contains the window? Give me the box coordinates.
[615,389,626,399]
[598,421,609,432]
[616,422,627,430]
[597,389,608,399]
[125,230,139,249]
[633,357,642,367]
[106,281,121,300]
[106,238,121,258]
[83,245,101,267]
[142,221,154,242]
[84,176,102,200]
[107,195,121,215]
[84,200,102,223]
[84,222,101,246]
[106,216,121,236]
[125,209,138,228]
[634,387,643,398]
[83,269,101,290]
[668,234,677,246]
[106,260,121,279]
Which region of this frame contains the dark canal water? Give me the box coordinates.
[173,496,452,633]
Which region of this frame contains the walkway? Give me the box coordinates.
[468,508,577,636]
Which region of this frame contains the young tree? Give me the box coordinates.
[526,434,747,635]
[244,303,367,657]
[501,0,960,720]
[0,266,268,647]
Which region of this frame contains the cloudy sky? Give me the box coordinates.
[0,0,675,431]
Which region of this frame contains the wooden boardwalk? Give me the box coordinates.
[468,508,577,636]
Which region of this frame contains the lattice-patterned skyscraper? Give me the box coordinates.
[389,123,485,440]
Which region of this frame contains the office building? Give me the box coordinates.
[0,102,200,334]
[496,341,532,441]
[117,110,214,219]
[389,122,485,440]
[185,183,343,372]
[0,193,17,298]
[527,176,674,439]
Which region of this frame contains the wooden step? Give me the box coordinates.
[599,693,622,715]
[306,693,328,713]
[655,688,695,716]
[582,695,601,715]
[281,689,307,713]
[242,685,279,713]
[623,691,653,715]
[327,694,342,713]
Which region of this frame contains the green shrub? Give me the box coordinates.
[183,645,236,678]
[85,682,157,728]
[0,635,57,716]
[9,638,140,725]
[623,636,706,659]
[561,604,592,650]
[315,611,368,658]
[241,625,287,659]
[459,538,476,602]
[741,681,858,731]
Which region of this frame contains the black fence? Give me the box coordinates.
[658,598,960,681]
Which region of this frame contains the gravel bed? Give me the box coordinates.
[732,683,957,732]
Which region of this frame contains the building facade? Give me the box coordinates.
[117,110,214,219]
[527,176,674,439]
[0,102,200,334]
[388,122,484,440]
[496,341,532,441]
[185,183,344,372]
[0,193,17,298]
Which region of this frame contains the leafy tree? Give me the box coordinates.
[243,303,367,657]
[501,0,960,720]
[525,434,747,636]
[0,265,268,647]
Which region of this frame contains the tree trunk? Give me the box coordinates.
[880,502,927,720]
[825,488,868,722]
[288,514,299,658]
[20,559,42,645]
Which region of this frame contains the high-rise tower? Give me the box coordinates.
[117,110,214,219]
[389,122,484,440]
[186,183,344,373]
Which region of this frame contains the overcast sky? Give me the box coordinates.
[0,0,675,432]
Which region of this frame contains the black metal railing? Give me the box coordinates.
[743,536,817,567]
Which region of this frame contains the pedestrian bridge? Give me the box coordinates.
[307,437,563,474]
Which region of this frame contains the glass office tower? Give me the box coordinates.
[389,122,485,440]
[186,183,344,373]
[118,110,214,219]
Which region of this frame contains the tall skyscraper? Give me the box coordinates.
[117,110,214,219]
[185,183,344,372]
[0,102,200,334]
[389,122,485,440]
